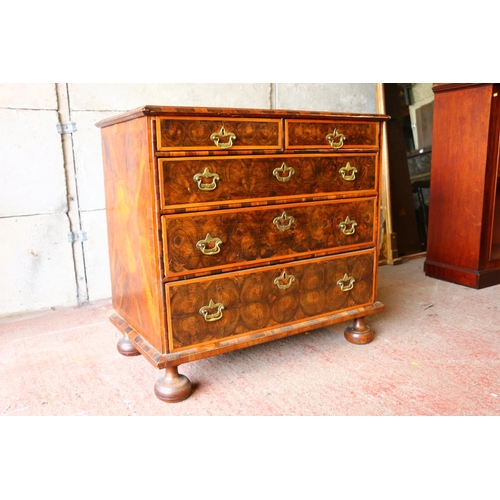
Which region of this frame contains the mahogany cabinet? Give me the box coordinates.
[424,84,500,289]
[96,105,388,402]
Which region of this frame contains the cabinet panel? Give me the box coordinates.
[286,119,378,150]
[166,251,376,351]
[162,198,376,278]
[159,154,378,209]
[157,117,282,151]
[424,83,500,288]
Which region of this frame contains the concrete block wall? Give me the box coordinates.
[0,83,376,317]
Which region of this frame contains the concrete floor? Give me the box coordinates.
[1,256,500,416]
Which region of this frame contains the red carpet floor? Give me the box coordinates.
[1,256,500,416]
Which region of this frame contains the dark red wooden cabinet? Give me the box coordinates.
[96,105,388,402]
[424,84,500,289]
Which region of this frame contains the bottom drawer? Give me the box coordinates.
[166,249,376,352]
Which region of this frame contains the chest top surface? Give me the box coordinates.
[96,105,390,127]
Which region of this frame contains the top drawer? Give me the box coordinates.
[156,117,282,152]
[285,119,379,151]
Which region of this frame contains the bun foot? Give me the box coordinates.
[117,335,141,356]
[155,367,192,403]
[344,317,374,345]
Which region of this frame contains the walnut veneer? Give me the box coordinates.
[96,105,388,402]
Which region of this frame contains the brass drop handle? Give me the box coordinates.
[326,128,346,149]
[196,233,223,255]
[199,299,225,322]
[337,273,356,292]
[210,126,236,149]
[193,167,220,191]
[273,162,295,183]
[339,162,357,182]
[273,211,295,232]
[339,216,358,236]
[274,271,296,291]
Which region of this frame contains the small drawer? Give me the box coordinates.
[159,153,378,209]
[156,116,282,152]
[285,119,379,150]
[166,250,376,351]
[161,198,376,278]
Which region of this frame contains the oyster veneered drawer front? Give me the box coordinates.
[285,119,379,150]
[161,198,376,278]
[166,250,376,351]
[156,117,282,151]
[159,153,378,209]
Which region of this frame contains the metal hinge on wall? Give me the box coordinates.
[57,121,77,134]
[68,231,87,243]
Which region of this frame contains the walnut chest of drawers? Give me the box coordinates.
[96,105,388,403]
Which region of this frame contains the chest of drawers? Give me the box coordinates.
[96,105,388,403]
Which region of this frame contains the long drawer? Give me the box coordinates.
[162,198,376,278]
[285,119,379,150]
[159,154,378,209]
[166,250,376,352]
[156,116,282,151]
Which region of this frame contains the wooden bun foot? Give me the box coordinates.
[117,336,141,356]
[155,367,192,403]
[344,317,374,345]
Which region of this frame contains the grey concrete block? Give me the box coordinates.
[0,109,67,217]
[68,83,273,111]
[0,83,57,110]
[276,83,376,113]
[0,214,77,316]
[80,209,112,302]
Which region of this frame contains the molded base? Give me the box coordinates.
[424,259,500,289]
